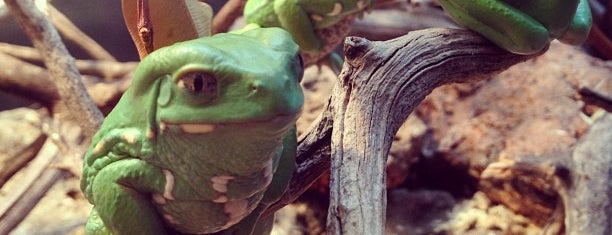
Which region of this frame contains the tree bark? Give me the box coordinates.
[326,29,542,235]
[263,28,543,234]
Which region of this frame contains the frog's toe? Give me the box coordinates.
[85,209,112,235]
[557,0,592,45]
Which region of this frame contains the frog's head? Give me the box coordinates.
[129,27,304,138]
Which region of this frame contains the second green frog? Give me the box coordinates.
[440,0,592,54]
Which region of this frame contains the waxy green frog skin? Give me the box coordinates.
[243,0,374,53]
[439,0,592,55]
[81,27,304,235]
[242,0,374,69]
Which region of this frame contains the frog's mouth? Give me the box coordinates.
[159,112,299,135]
[172,123,216,134]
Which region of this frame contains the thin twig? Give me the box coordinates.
[0,42,40,60]
[0,51,131,111]
[211,0,245,34]
[5,0,104,138]
[0,139,62,234]
[48,5,116,61]
[0,42,137,79]
[74,60,137,79]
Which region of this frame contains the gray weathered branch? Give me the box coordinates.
[265,29,542,234]
[327,29,541,235]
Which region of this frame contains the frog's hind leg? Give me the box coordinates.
[89,158,168,235]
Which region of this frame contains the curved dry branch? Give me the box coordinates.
[327,29,543,234]
[264,28,543,233]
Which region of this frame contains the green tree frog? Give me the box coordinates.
[439,0,592,55]
[81,27,304,235]
[242,0,374,65]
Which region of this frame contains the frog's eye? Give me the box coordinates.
[177,71,217,96]
[295,54,304,82]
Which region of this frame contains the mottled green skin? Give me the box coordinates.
[81,27,304,235]
[440,0,592,54]
[243,0,374,52]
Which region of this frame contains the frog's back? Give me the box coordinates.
[244,0,281,27]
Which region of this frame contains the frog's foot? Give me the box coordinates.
[88,159,168,235]
[82,128,153,199]
[440,0,550,55]
[85,209,112,235]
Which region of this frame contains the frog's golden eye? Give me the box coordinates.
[177,71,217,96]
[295,54,304,82]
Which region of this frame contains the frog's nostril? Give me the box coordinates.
[249,83,258,93]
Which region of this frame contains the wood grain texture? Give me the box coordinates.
[265,28,542,234]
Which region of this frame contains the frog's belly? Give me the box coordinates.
[153,192,264,234]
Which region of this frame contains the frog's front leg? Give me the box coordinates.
[274,0,323,52]
[440,0,550,54]
[82,128,169,235]
[87,158,168,235]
